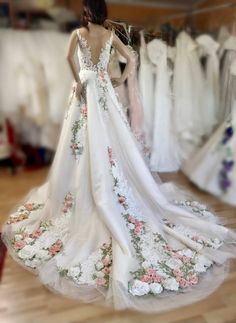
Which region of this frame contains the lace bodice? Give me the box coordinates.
[76,29,113,73]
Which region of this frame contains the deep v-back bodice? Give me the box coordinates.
[77,29,113,72]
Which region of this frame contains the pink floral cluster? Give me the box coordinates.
[48,240,63,256]
[80,104,87,118]
[13,227,44,251]
[7,213,28,225]
[24,203,35,211]
[128,215,144,235]
[108,148,115,166]
[14,233,29,250]
[140,268,163,284]
[95,243,112,287]
[62,193,73,214]
[173,269,199,288]
[7,203,38,225]
[165,245,192,264]
[99,70,106,82]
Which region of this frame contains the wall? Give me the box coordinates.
[192,0,236,33]
[55,0,186,27]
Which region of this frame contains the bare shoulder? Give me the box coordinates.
[77,27,88,36]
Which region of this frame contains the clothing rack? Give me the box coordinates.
[161,2,236,22]
[106,19,171,46]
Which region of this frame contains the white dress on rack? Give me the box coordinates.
[196,34,220,133]
[183,101,236,207]
[147,39,181,172]
[2,29,236,314]
[0,29,72,150]
[138,31,154,145]
[173,31,206,159]
[219,36,236,123]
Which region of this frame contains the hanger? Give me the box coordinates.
[105,19,131,43]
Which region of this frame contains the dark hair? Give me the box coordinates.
[81,0,108,27]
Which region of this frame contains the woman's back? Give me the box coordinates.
[77,26,113,68]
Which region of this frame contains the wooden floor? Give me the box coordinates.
[0,168,236,323]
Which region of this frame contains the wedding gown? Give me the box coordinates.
[173,31,206,159]
[182,100,236,207]
[147,39,181,172]
[2,29,236,314]
[196,35,220,133]
[219,36,236,123]
[138,31,154,145]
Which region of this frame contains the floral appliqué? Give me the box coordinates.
[10,192,74,269]
[70,101,87,159]
[58,241,112,288]
[97,69,109,112]
[7,203,44,225]
[108,147,215,297]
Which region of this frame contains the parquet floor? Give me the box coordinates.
[0,168,236,323]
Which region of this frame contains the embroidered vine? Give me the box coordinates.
[108,147,215,296]
[7,203,44,225]
[10,192,74,269]
[70,101,87,159]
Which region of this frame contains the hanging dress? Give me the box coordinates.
[219,36,236,123]
[147,39,181,172]
[196,34,220,134]
[173,31,206,159]
[138,31,154,145]
[183,100,236,207]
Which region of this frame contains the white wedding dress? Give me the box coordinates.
[2,29,236,313]
[173,31,206,159]
[183,101,236,207]
[138,31,154,145]
[196,35,220,133]
[147,39,181,172]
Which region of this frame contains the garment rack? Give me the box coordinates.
[161,2,236,22]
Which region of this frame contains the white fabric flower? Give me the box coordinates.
[36,249,51,261]
[68,266,81,278]
[142,261,152,269]
[150,283,163,294]
[195,255,212,267]
[166,258,183,270]
[96,271,105,278]
[14,234,23,241]
[95,261,104,271]
[129,280,150,296]
[179,249,194,258]
[24,238,34,244]
[128,223,135,230]
[29,258,42,268]
[194,263,207,273]
[18,245,36,260]
[190,201,199,208]
[163,278,179,291]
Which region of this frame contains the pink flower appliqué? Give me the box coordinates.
[14,240,26,250]
[24,203,34,211]
[96,277,106,286]
[48,240,63,256]
[119,196,126,204]
[179,278,190,289]
[81,105,87,118]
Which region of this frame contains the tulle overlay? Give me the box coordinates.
[2,30,236,313]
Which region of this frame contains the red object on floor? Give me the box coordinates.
[0,233,7,282]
